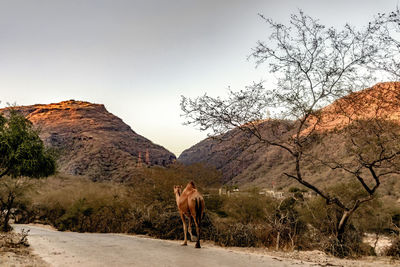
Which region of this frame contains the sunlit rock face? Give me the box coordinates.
[302,82,400,135]
[2,100,176,182]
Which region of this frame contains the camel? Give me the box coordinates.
[174,181,205,248]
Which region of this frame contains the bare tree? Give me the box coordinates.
[321,118,400,240]
[181,10,400,243]
[0,178,32,232]
[266,198,299,250]
[372,9,400,79]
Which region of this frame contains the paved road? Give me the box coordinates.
[14,224,317,267]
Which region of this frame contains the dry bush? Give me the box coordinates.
[0,230,30,250]
[211,221,259,247]
[385,238,400,258]
[204,193,307,249]
[0,177,34,232]
[21,175,138,232]
[296,182,384,257]
[221,193,270,224]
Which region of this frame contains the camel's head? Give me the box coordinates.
[174,185,182,196]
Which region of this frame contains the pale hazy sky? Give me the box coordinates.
[0,0,398,156]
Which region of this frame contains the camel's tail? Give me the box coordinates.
[194,197,204,226]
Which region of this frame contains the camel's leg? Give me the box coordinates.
[193,216,201,248]
[180,213,188,246]
[188,217,195,242]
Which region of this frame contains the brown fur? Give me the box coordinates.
[174,181,205,248]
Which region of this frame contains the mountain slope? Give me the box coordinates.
[179,119,293,183]
[178,82,400,195]
[3,100,176,182]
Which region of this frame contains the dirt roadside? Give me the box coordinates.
[0,230,48,267]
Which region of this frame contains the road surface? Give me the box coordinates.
[14,224,317,267]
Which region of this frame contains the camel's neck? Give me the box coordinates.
[175,192,181,206]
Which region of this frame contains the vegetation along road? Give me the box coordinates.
[14,224,316,267]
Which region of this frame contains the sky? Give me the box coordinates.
[0,0,398,156]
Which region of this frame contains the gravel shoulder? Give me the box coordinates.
[10,224,400,267]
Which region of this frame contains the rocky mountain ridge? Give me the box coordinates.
[2,100,176,182]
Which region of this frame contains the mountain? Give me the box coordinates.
[178,119,293,183]
[303,81,400,135]
[178,82,400,196]
[3,100,176,182]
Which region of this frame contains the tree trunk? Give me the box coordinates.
[337,210,351,243]
[276,231,280,250]
[2,194,14,232]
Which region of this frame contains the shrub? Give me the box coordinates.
[211,222,259,247]
[385,238,400,258]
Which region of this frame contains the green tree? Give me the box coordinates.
[0,109,55,179]
[0,109,55,231]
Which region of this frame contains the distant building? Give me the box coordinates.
[219,187,227,196]
[219,187,239,197]
[304,191,317,198]
[259,188,285,199]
